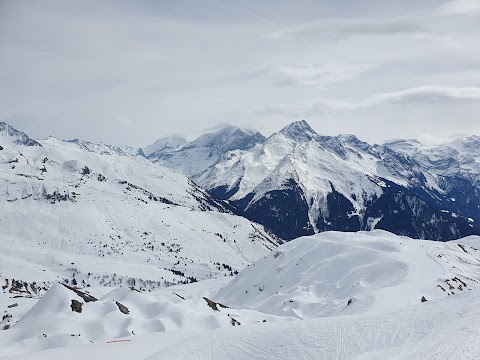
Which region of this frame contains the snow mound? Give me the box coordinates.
[215,230,480,319]
[2,231,480,359]
[0,283,289,355]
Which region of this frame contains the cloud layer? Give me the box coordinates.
[0,0,479,145]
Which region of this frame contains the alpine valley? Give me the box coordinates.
[1,120,480,359]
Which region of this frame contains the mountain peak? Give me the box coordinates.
[0,121,42,147]
[143,136,187,157]
[146,124,266,177]
[192,124,262,143]
[189,125,265,152]
[279,120,317,142]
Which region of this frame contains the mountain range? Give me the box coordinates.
[2,120,480,358]
[0,121,278,295]
[2,120,479,243]
[146,120,480,241]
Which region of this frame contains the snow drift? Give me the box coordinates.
[215,230,480,319]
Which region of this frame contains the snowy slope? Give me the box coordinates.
[66,138,145,157]
[215,230,480,319]
[2,231,480,359]
[5,291,480,360]
[0,122,279,335]
[0,282,291,356]
[149,290,480,360]
[6,293,480,360]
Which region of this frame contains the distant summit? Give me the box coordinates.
[0,122,42,147]
[279,120,318,142]
[144,125,265,177]
[144,136,187,157]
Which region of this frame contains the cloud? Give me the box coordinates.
[1,1,480,145]
[268,63,374,88]
[365,86,480,105]
[266,17,428,41]
[258,86,480,118]
[254,96,358,117]
[437,0,480,16]
[252,85,480,142]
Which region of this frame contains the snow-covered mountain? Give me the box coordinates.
[0,122,41,147]
[145,125,265,177]
[143,136,187,157]
[2,230,480,358]
[0,122,279,304]
[152,120,480,240]
[66,138,146,157]
[383,135,480,222]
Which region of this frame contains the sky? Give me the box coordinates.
[1,0,480,146]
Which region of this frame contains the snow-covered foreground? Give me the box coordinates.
[2,231,480,359]
[215,231,480,318]
[0,281,291,357]
[151,290,480,360]
[5,291,480,360]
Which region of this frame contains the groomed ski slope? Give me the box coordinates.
[150,290,480,360]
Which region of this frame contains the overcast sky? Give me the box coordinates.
[1,0,480,146]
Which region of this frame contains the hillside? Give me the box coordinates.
[0,122,279,336]
[215,230,480,318]
[1,231,480,358]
